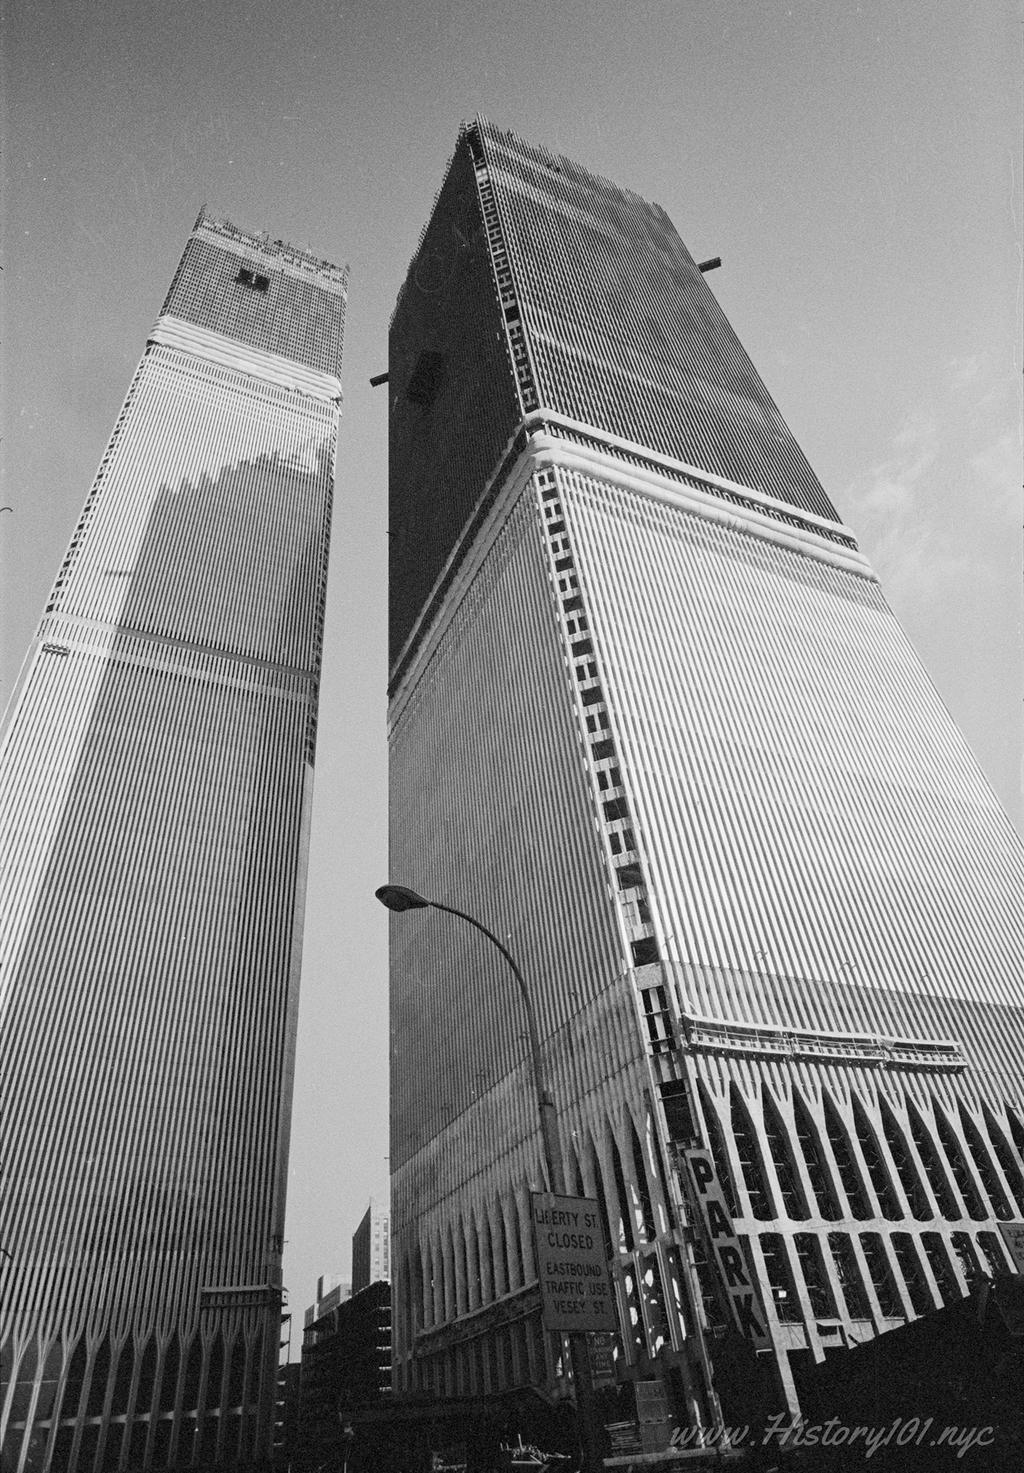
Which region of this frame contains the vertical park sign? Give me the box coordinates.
[531,1193,617,1332]
[683,1148,771,1347]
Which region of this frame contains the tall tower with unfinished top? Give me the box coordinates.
[385,118,1024,1440]
[0,209,346,1472]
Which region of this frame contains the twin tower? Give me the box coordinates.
[3,118,1023,1470]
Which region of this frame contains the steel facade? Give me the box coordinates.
[0,212,346,1472]
[387,119,1024,1434]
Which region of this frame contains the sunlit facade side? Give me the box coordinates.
[0,211,346,1472]
[387,119,1024,1431]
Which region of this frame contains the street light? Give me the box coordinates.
[376,886,561,1179]
[375,884,603,1471]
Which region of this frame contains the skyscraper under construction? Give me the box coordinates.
[386,118,1024,1436]
[0,210,346,1471]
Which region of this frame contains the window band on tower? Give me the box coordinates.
[533,466,667,1005]
[470,128,539,414]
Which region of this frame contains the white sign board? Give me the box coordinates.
[531,1192,617,1332]
[997,1220,1024,1273]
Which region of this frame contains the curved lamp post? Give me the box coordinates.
[376,885,563,1191]
[376,883,601,1471]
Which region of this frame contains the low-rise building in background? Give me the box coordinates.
[298,1207,392,1466]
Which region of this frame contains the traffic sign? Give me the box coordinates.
[531,1192,617,1332]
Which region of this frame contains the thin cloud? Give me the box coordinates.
[843,361,1017,613]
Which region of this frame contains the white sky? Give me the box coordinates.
[2,0,1021,1336]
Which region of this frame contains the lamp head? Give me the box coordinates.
[375,884,431,913]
